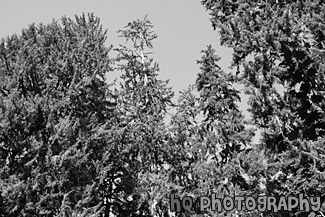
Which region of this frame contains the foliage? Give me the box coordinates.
[0,13,114,216]
[106,15,174,216]
[1,2,325,216]
[201,0,325,216]
[165,45,254,216]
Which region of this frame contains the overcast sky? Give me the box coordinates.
[0,0,234,93]
[0,0,260,138]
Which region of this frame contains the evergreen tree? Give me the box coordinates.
[3,2,325,216]
[201,0,325,216]
[104,16,174,216]
[166,45,254,216]
[0,13,115,216]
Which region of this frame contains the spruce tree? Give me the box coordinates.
[201,1,325,216]
[0,13,115,216]
[106,16,174,216]
[167,45,254,216]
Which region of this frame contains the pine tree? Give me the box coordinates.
[201,1,325,216]
[0,13,115,216]
[104,16,174,216]
[166,45,254,216]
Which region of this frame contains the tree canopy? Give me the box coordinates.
[201,0,325,216]
[1,1,325,216]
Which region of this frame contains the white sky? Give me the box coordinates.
[0,1,232,94]
[0,0,258,141]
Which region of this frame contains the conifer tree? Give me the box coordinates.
[105,16,174,216]
[167,45,254,216]
[0,13,115,216]
[201,1,325,216]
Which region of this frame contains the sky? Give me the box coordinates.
[0,1,257,139]
[0,1,233,95]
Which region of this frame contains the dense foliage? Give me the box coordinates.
[1,1,325,216]
[201,0,325,216]
[0,14,114,216]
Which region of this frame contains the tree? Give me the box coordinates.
[3,2,325,216]
[104,15,174,216]
[0,13,115,216]
[166,45,254,216]
[201,0,325,216]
